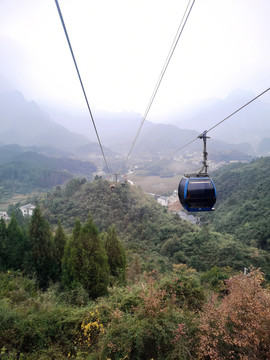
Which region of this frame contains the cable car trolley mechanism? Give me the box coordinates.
[178,131,217,212]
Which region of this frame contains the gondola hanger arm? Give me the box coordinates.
[198,130,210,176]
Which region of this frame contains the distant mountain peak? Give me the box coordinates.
[0,90,94,152]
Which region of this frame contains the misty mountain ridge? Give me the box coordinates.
[43,88,269,156]
[1,88,268,163]
[132,122,255,158]
[43,100,257,158]
[0,91,93,152]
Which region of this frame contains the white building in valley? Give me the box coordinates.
[0,211,9,221]
[20,204,36,217]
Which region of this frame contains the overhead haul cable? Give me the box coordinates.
[54,0,111,175]
[131,87,270,174]
[119,0,196,174]
[206,87,270,134]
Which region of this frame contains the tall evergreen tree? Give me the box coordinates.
[61,219,81,289]
[72,218,81,241]
[53,221,67,280]
[28,207,54,288]
[62,215,109,299]
[5,215,28,270]
[54,221,66,261]
[0,218,7,270]
[105,225,126,283]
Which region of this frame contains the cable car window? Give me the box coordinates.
[187,180,215,199]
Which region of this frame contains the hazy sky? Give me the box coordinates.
[1,0,270,123]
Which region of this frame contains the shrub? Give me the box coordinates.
[199,268,270,360]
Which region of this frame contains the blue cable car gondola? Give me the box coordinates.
[178,131,217,212]
[178,176,216,212]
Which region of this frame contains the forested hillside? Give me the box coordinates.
[41,177,270,277]
[204,156,270,251]
[0,145,97,200]
[42,178,193,254]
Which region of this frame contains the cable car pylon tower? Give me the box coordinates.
[113,173,120,183]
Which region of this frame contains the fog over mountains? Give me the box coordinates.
[169,89,270,148]
[42,88,270,157]
[0,91,90,151]
[1,87,270,160]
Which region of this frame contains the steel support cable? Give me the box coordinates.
[130,137,199,175]
[119,0,196,175]
[205,87,270,135]
[130,87,270,175]
[54,0,111,175]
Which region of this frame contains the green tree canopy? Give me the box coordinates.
[0,218,7,270]
[53,221,67,279]
[54,221,66,261]
[5,215,28,271]
[105,225,126,283]
[62,215,109,299]
[28,206,55,288]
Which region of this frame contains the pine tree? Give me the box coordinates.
[53,221,67,280]
[62,219,81,289]
[53,221,67,281]
[0,218,7,270]
[62,215,109,299]
[5,215,27,270]
[54,221,66,261]
[105,225,126,283]
[28,206,54,288]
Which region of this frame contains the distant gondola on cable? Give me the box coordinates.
[178,131,217,212]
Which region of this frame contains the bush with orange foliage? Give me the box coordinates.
[199,268,270,360]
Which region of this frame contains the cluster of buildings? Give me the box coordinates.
[156,191,199,225]
[0,203,36,221]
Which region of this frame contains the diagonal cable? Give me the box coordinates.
[119,0,196,174]
[131,87,270,175]
[54,0,111,174]
[206,87,270,134]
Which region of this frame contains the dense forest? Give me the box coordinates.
[203,156,270,251]
[1,156,270,359]
[40,177,270,277]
